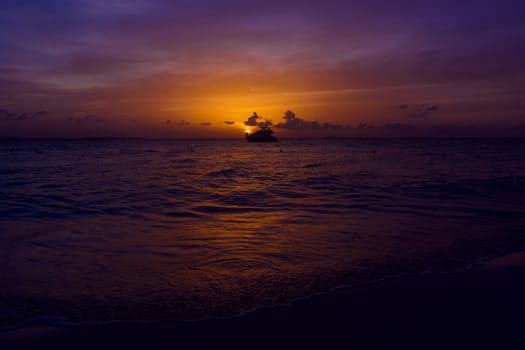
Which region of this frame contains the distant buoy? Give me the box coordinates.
[475,154,480,159]
[279,149,283,153]
[442,153,446,157]
[372,150,376,154]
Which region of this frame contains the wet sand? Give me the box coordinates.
[2,251,525,349]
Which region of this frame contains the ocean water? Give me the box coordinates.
[1,138,525,327]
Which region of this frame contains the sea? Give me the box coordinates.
[1,138,524,328]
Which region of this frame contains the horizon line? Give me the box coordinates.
[1,136,525,141]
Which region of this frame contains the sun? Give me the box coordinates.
[245,129,250,134]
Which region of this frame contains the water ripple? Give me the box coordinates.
[1,138,524,326]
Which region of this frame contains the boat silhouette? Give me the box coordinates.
[245,126,277,142]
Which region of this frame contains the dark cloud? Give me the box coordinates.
[223,120,235,125]
[200,122,211,126]
[302,122,525,138]
[0,109,48,121]
[243,112,260,126]
[321,122,347,130]
[258,119,273,128]
[375,122,525,138]
[273,110,349,131]
[413,104,439,119]
[243,112,273,128]
[396,104,439,119]
[165,119,190,126]
[30,110,48,119]
[15,113,29,121]
[275,110,321,130]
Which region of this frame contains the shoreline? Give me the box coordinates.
[0,248,515,332]
[2,250,525,348]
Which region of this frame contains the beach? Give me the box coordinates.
[2,250,525,349]
[2,0,525,347]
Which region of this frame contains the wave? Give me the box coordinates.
[163,210,206,219]
[207,168,237,177]
[191,205,259,214]
[1,138,524,329]
[170,158,196,164]
[3,246,524,332]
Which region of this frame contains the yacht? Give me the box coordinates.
[245,126,277,142]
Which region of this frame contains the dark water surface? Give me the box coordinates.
[1,138,524,326]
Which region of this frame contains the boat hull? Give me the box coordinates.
[246,136,277,142]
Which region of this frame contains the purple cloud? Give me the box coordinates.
[414,105,439,119]
[274,110,348,131]
[1,0,524,137]
[30,110,48,119]
[0,109,48,121]
[408,104,439,119]
[275,110,320,130]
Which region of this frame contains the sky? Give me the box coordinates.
[1,0,525,138]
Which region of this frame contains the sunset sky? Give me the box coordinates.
[1,0,525,138]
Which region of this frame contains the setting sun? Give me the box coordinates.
[1,1,525,347]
